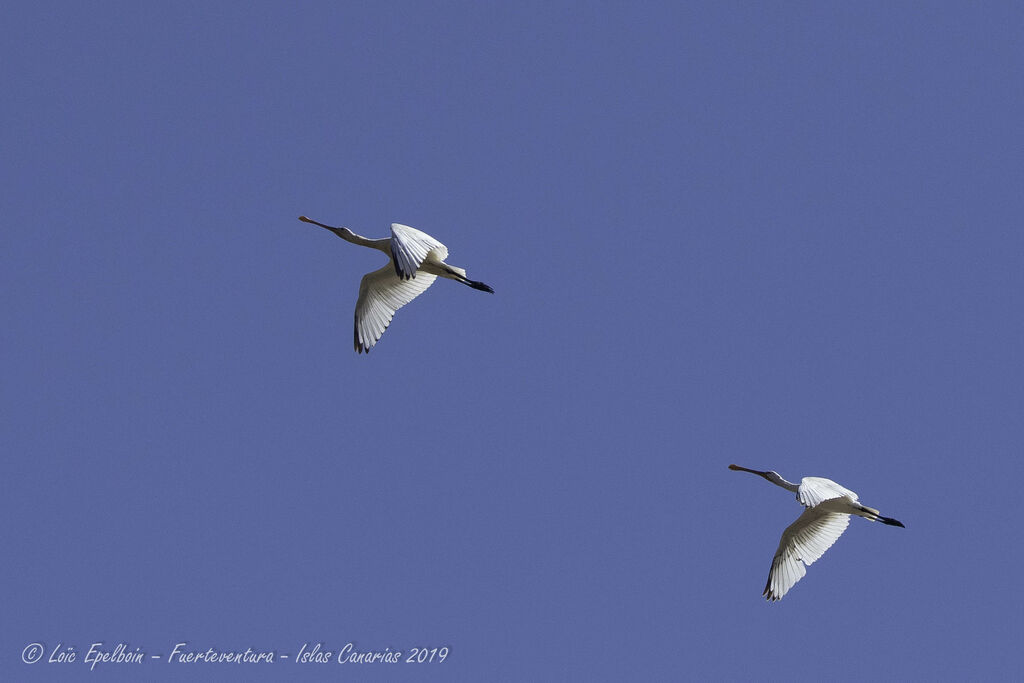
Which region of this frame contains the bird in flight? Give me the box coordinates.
[299,216,493,353]
[728,464,905,601]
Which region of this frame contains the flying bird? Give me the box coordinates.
[728,464,905,601]
[299,216,493,353]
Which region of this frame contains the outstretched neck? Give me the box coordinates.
[298,216,387,251]
[764,472,800,493]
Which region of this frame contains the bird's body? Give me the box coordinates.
[299,216,493,353]
[728,464,904,601]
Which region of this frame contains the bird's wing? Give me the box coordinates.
[354,264,437,353]
[798,477,859,508]
[763,507,851,601]
[390,223,449,280]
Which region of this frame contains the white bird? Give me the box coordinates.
[299,215,493,353]
[728,464,905,601]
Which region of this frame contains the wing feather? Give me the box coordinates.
[353,264,437,353]
[390,223,449,280]
[798,477,859,508]
[763,508,851,601]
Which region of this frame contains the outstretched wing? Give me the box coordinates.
[390,223,448,280]
[798,477,859,508]
[763,507,851,601]
[354,264,437,353]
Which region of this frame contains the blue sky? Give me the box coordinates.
[2,2,1023,680]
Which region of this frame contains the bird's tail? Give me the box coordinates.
[442,265,494,293]
[855,503,905,528]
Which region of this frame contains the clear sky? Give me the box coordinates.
[2,2,1023,681]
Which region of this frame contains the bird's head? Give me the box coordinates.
[729,464,781,482]
[298,215,348,238]
[729,464,767,477]
[729,464,798,492]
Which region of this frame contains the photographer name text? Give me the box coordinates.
[21,641,449,671]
